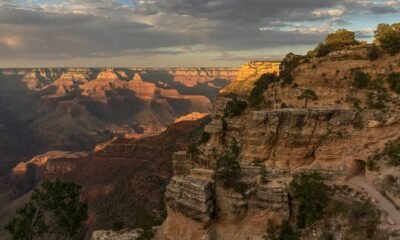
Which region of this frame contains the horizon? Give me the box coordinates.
[0,60,283,69]
[0,0,399,67]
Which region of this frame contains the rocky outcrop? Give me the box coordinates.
[221,61,280,96]
[91,229,143,240]
[168,68,238,87]
[12,151,88,176]
[165,173,215,222]
[158,50,400,239]
[174,112,209,123]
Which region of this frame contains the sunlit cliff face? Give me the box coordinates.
[0,0,398,67]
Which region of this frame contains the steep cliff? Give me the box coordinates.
[220,61,280,96]
[157,46,400,239]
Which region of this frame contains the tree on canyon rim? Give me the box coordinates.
[298,89,318,108]
[5,179,88,240]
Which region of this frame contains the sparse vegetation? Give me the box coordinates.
[297,89,318,108]
[345,201,381,239]
[218,139,242,189]
[248,73,279,107]
[224,97,248,118]
[199,131,211,144]
[366,89,389,109]
[290,172,329,229]
[187,143,200,159]
[367,44,381,61]
[387,72,400,94]
[264,220,299,240]
[375,23,400,55]
[366,155,380,171]
[5,180,88,240]
[260,164,268,183]
[385,138,400,166]
[310,29,359,57]
[280,53,304,85]
[352,71,371,89]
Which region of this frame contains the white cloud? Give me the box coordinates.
[312,6,346,17]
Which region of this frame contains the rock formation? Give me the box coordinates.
[157,46,400,239]
[91,229,143,240]
[0,67,236,175]
[221,61,280,96]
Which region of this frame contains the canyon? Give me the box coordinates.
[0,62,280,239]
[0,67,238,176]
[2,43,400,240]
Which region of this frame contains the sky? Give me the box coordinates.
[0,0,399,67]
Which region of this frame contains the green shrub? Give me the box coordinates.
[224,98,248,118]
[248,73,279,106]
[375,23,400,55]
[278,221,300,240]
[218,139,241,189]
[347,201,380,239]
[290,172,329,229]
[311,29,359,57]
[187,143,200,159]
[367,45,381,60]
[366,156,379,171]
[352,71,371,89]
[385,138,400,166]
[264,220,300,240]
[199,131,211,144]
[280,53,304,85]
[387,72,400,94]
[233,182,249,196]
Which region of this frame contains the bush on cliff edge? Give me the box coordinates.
[248,73,279,107]
[290,172,329,229]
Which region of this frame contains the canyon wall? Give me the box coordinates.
[0,67,237,176]
[157,47,400,239]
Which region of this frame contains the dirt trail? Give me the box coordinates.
[348,175,400,229]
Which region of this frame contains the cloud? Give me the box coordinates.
[0,0,398,66]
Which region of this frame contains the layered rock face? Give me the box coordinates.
[221,61,280,96]
[0,67,236,176]
[168,68,238,87]
[166,173,215,222]
[158,50,400,239]
[91,229,143,240]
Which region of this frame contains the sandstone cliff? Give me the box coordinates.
[157,46,400,239]
[220,61,280,96]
